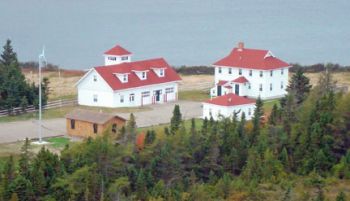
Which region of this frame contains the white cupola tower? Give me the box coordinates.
[104,45,132,66]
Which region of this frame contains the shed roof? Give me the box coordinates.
[66,109,126,124]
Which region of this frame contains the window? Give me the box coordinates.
[270,70,273,77]
[248,108,251,115]
[121,56,128,61]
[228,68,232,74]
[259,84,263,91]
[248,83,251,89]
[281,68,284,75]
[93,94,98,102]
[108,57,116,61]
[123,74,128,82]
[165,87,174,93]
[159,69,164,77]
[218,67,222,73]
[249,70,252,76]
[281,81,284,89]
[112,123,117,133]
[129,94,135,102]
[270,83,273,91]
[93,75,97,82]
[120,95,124,103]
[259,71,263,77]
[93,124,98,134]
[142,91,150,97]
[141,71,147,79]
[239,69,242,75]
[70,119,75,129]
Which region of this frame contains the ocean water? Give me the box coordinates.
[0,0,349,69]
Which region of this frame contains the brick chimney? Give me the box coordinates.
[237,42,244,51]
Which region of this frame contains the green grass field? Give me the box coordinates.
[178,90,210,102]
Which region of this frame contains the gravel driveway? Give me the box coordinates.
[0,100,202,143]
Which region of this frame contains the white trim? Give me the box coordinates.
[113,80,181,92]
[203,102,255,108]
[212,64,291,70]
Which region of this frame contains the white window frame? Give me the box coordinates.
[249,70,252,76]
[248,108,251,115]
[259,71,263,77]
[108,56,116,61]
[93,75,97,82]
[159,69,165,77]
[141,91,150,97]
[259,84,263,91]
[270,70,273,77]
[165,87,174,93]
[281,81,284,89]
[270,83,273,91]
[120,95,124,103]
[218,67,222,74]
[123,74,128,82]
[141,71,147,80]
[121,56,128,61]
[129,93,135,102]
[281,68,284,75]
[93,94,98,102]
[228,68,232,74]
[239,69,242,75]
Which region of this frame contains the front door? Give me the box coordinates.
[155,90,161,102]
[235,84,239,95]
[217,85,222,96]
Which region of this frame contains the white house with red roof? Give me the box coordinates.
[211,42,291,100]
[202,93,256,120]
[76,45,181,108]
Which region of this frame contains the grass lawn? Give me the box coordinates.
[138,118,204,134]
[178,90,210,102]
[263,98,281,114]
[46,137,70,148]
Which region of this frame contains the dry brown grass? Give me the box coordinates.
[22,70,350,101]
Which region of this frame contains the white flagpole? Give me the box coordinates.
[38,46,46,143]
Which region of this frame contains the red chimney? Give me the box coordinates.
[237,42,244,51]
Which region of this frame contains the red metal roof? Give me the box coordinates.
[104,45,132,55]
[94,58,181,90]
[217,80,228,86]
[213,47,290,70]
[205,93,256,106]
[232,76,249,83]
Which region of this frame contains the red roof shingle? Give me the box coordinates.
[232,76,249,83]
[104,45,132,56]
[213,47,290,70]
[205,93,256,106]
[94,58,181,90]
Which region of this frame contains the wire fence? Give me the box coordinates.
[0,99,77,117]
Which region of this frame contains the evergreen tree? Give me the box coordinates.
[170,105,182,134]
[3,155,16,199]
[251,97,264,146]
[287,68,311,105]
[18,138,31,179]
[336,191,346,201]
[8,175,34,201]
[126,113,137,142]
[0,39,18,66]
[268,104,279,125]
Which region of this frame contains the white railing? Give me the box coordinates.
[0,99,77,117]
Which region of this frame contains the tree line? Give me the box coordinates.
[0,39,49,113]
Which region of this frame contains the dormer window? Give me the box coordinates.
[93,75,97,82]
[121,56,128,61]
[159,69,164,77]
[123,74,128,82]
[142,71,146,79]
[151,68,165,77]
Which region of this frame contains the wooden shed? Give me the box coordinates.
[65,109,126,138]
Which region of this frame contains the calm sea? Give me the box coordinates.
[0,0,349,69]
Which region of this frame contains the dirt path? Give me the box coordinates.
[0,100,202,143]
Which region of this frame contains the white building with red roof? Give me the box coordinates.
[211,42,290,100]
[76,45,181,108]
[202,93,256,120]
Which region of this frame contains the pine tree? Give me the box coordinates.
[126,113,137,142]
[170,105,182,134]
[0,39,18,66]
[287,68,311,105]
[18,138,31,179]
[251,97,264,146]
[268,104,279,125]
[336,191,346,201]
[3,155,16,199]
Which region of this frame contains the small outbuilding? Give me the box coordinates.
[65,109,126,138]
[202,93,256,121]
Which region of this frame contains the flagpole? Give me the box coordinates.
[38,46,45,143]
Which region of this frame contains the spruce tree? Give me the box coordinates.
[170,104,182,134]
[287,68,311,105]
[336,191,346,201]
[126,113,137,142]
[18,138,31,179]
[251,97,264,146]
